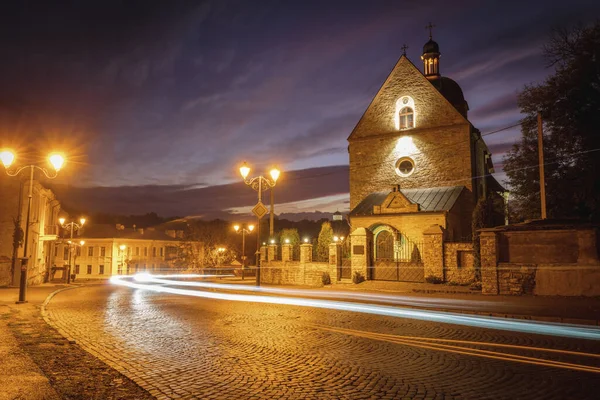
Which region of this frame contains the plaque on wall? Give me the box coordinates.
[353,245,365,255]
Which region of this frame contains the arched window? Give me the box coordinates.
[399,107,414,129]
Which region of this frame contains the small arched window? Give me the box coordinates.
[399,107,414,129]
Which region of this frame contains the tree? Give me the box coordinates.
[316,221,333,262]
[177,220,239,270]
[278,228,301,260]
[504,22,600,221]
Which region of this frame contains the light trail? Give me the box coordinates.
[314,325,600,374]
[110,274,600,341]
[131,274,502,310]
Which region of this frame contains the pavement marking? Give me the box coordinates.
[314,324,600,374]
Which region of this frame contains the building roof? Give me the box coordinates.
[350,186,465,216]
[76,224,180,241]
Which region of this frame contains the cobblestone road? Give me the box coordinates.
[45,284,600,400]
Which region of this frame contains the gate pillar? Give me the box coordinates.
[350,228,372,281]
[423,224,445,281]
[329,242,342,281]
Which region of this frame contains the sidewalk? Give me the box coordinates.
[206,277,600,325]
[0,283,152,400]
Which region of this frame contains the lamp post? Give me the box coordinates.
[59,217,86,284]
[66,239,85,281]
[119,244,126,275]
[239,161,280,287]
[233,223,255,280]
[1,149,65,304]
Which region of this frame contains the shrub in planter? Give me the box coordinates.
[321,272,331,286]
[352,271,365,284]
[425,275,443,284]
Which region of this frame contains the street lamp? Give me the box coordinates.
[233,223,255,280]
[59,217,86,284]
[1,149,65,303]
[239,161,280,287]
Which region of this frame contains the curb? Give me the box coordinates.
[40,284,83,344]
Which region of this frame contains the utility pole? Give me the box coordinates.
[270,188,274,237]
[537,112,547,219]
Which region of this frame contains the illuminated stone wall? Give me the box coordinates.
[348,56,474,210]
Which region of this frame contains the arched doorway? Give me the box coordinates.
[371,226,424,282]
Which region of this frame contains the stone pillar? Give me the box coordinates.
[300,244,312,264]
[423,224,445,281]
[350,228,370,280]
[329,242,342,281]
[480,230,499,295]
[577,229,600,265]
[260,245,267,263]
[268,244,277,262]
[281,244,292,262]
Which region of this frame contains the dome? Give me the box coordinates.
[422,39,440,55]
[430,76,468,116]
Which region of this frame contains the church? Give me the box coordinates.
[345,28,504,283]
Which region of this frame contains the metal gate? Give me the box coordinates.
[372,231,424,282]
[339,238,352,279]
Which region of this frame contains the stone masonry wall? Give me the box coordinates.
[444,242,475,285]
[348,57,472,209]
[497,263,537,295]
[260,261,333,287]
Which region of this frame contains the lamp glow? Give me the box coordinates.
[59,217,66,226]
[119,244,126,251]
[270,168,280,182]
[248,224,255,232]
[234,225,240,232]
[79,218,86,226]
[49,153,65,171]
[333,236,339,242]
[239,162,250,180]
[270,239,275,244]
[80,240,85,245]
[0,150,15,168]
[304,238,309,243]
[285,238,290,244]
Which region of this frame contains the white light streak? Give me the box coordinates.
[110,275,600,341]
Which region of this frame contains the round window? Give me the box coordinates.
[402,97,409,104]
[395,157,415,177]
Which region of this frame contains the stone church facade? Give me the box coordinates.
[346,33,503,283]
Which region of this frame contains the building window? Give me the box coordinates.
[395,96,416,130]
[395,157,415,177]
[100,247,106,257]
[75,265,80,274]
[99,265,104,275]
[87,265,92,274]
[152,247,157,257]
[54,246,58,257]
[88,247,94,257]
[136,247,140,256]
[63,247,69,260]
[399,107,414,129]
[160,247,164,257]
[144,247,148,257]
[76,246,81,256]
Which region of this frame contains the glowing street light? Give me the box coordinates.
[1,149,66,303]
[233,223,255,281]
[60,217,86,284]
[239,161,281,287]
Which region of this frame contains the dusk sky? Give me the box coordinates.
[1,0,599,219]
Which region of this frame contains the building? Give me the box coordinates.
[51,224,195,280]
[0,174,61,286]
[346,32,504,282]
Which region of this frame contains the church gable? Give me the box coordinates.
[373,189,419,214]
[348,56,467,140]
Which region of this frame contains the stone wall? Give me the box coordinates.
[260,261,334,287]
[444,242,475,284]
[479,222,600,296]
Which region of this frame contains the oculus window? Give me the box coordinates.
[395,157,415,177]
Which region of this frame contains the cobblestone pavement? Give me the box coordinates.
[45,284,600,400]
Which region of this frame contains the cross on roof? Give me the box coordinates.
[401,44,409,56]
[426,22,435,39]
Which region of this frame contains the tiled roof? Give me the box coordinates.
[350,186,464,216]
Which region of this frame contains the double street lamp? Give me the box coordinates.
[239,162,280,287]
[1,149,65,303]
[233,223,254,280]
[59,217,86,284]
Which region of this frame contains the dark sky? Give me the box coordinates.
[1,0,599,219]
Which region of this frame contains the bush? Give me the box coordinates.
[352,271,365,284]
[321,272,331,286]
[425,275,443,284]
